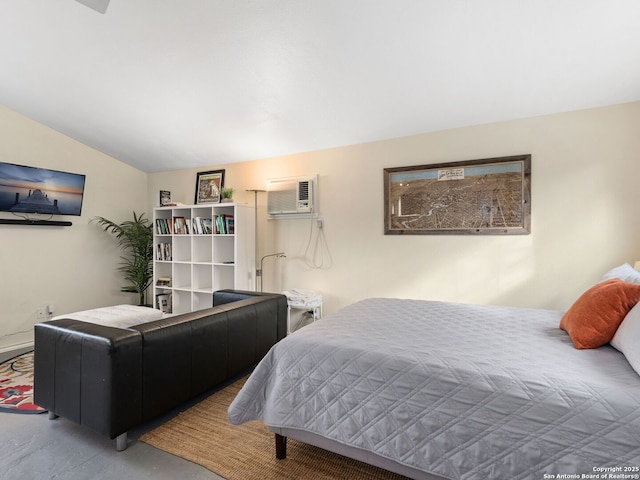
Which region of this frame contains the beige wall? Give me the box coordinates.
[148,101,640,315]
[2,101,638,352]
[0,105,149,352]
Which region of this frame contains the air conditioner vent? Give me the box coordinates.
[298,181,309,201]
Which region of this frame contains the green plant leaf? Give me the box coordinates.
[93,211,153,305]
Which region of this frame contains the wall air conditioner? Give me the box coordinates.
[267,175,317,217]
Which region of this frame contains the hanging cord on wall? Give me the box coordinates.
[12,212,54,221]
[303,215,333,269]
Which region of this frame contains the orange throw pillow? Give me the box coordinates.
[560,278,640,349]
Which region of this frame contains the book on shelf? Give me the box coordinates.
[157,214,234,235]
[192,217,202,234]
[226,216,235,234]
[173,216,190,234]
[202,218,213,234]
[192,217,213,235]
[155,218,172,234]
[214,214,234,234]
[156,276,172,287]
[156,243,172,261]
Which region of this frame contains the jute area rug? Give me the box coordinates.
[140,377,410,480]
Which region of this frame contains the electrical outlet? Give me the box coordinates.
[36,307,46,320]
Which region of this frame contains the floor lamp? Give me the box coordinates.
[246,189,264,291]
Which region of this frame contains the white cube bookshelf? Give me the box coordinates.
[153,203,255,314]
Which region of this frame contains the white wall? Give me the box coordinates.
[0,105,149,352]
[148,101,640,316]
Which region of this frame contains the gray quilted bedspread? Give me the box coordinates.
[228,298,640,479]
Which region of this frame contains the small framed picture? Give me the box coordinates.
[195,170,225,204]
[156,293,171,313]
[159,190,171,206]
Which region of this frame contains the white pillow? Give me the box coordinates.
[601,263,640,284]
[610,301,640,376]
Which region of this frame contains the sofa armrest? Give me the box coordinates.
[213,289,278,306]
[34,319,143,439]
[213,290,288,341]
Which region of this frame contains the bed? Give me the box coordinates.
[228,280,640,479]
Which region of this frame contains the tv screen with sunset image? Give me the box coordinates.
[0,162,86,216]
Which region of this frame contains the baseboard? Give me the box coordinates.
[0,340,34,355]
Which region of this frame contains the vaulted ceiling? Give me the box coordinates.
[2,1,639,173]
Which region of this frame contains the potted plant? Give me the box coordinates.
[93,212,154,306]
[220,187,234,203]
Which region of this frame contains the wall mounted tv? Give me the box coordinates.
[0,162,86,216]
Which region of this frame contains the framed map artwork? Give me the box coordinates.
[384,155,531,235]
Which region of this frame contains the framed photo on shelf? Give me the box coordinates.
[383,154,531,235]
[159,190,171,206]
[195,169,225,204]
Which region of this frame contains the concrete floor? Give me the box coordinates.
[0,348,226,480]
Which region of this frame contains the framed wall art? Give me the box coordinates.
[195,169,225,204]
[159,190,171,206]
[384,154,531,235]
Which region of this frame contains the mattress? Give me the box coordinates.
[228,298,640,479]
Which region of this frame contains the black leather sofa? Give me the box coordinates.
[34,290,287,451]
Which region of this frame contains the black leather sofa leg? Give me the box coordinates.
[48,412,58,420]
[115,432,127,452]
